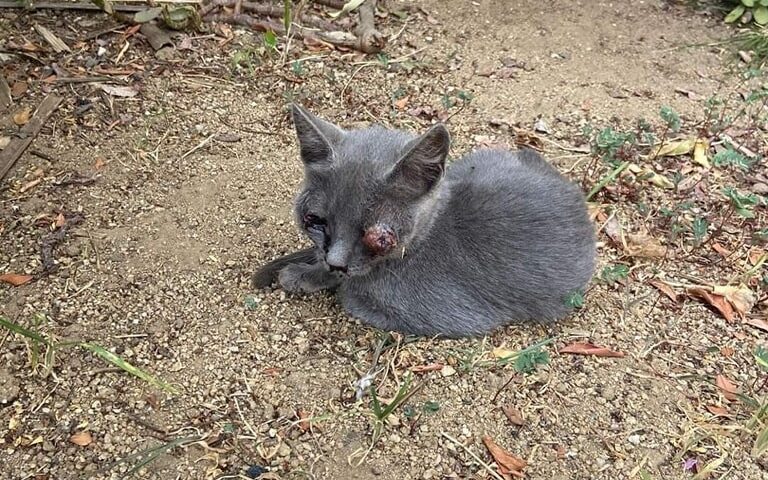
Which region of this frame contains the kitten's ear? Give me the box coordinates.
[389,124,450,196]
[291,104,345,167]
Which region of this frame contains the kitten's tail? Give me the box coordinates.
[251,248,318,288]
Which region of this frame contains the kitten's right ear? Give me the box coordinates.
[291,104,345,167]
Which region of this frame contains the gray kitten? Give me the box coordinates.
[253,105,596,338]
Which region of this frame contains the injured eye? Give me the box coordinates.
[303,213,326,232]
[363,224,398,256]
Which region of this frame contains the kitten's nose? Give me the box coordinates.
[328,262,348,273]
[326,241,350,273]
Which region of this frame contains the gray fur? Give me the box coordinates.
[254,105,596,338]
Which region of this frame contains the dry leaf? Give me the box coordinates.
[559,342,625,358]
[706,405,729,416]
[650,280,677,302]
[99,84,139,97]
[712,284,755,317]
[654,138,695,157]
[11,81,28,97]
[625,232,666,258]
[410,363,444,373]
[13,108,31,126]
[502,405,525,426]
[745,318,768,333]
[482,435,527,477]
[94,157,106,170]
[600,214,623,246]
[69,431,93,446]
[715,374,738,402]
[630,164,675,189]
[687,287,735,322]
[19,178,42,193]
[720,346,735,357]
[693,138,711,168]
[393,96,410,110]
[0,273,33,286]
[711,243,730,257]
[297,409,311,432]
[54,213,66,228]
[492,346,515,359]
[749,248,766,265]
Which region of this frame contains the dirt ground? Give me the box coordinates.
[1,1,767,479]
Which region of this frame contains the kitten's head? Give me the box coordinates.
[289,104,450,277]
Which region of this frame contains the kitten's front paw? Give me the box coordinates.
[278,263,329,293]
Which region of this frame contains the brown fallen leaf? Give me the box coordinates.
[706,405,729,416]
[715,374,738,402]
[748,248,766,266]
[11,81,28,97]
[13,107,31,126]
[393,96,410,110]
[745,318,768,333]
[297,409,311,432]
[625,232,666,258]
[559,342,625,358]
[482,435,527,477]
[649,280,677,302]
[502,405,525,427]
[69,431,93,446]
[0,273,33,286]
[94,157,106,170]
[720,346,735,357]
[410,363,444,373]
[713,285,755,318]
[54,213,66,228]
[687,287,735,323]
[711,242,730,257]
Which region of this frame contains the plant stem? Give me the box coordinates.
[586,161,630,201]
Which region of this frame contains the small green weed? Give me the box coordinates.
[0,315,178,394]
[600,264,629,285]
[564,290,585,309]
[722,186,764,218]
[713,145,756,170]
[725,0,768,26]
[691,217,709,246]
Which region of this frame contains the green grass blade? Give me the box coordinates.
[586,161,630,201]
[0,316,51,345]
[79,342,179,394]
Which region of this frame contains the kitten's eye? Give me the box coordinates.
[363,224,398,256]
[303,213,326,231]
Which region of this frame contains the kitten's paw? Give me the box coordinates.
[278,263,332,293]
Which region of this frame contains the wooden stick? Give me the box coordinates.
[34,24,71,53]
[0,72,11,112]
[0,1,145,12]
[354,0,385,53]
[0,95,63,182]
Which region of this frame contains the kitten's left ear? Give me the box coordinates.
[389,124,450,197]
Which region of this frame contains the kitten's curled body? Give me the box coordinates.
[254,105,596,338]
